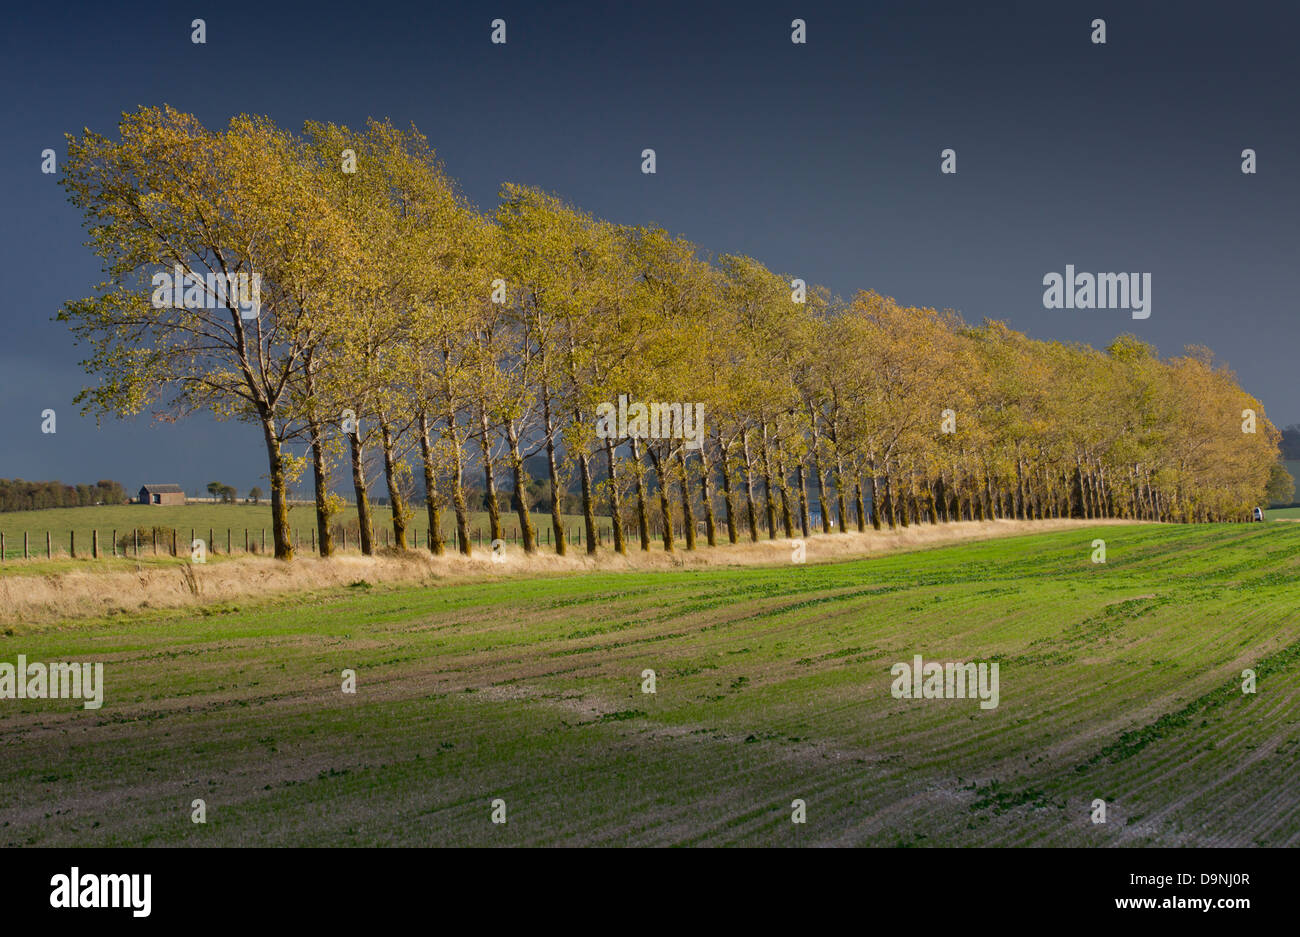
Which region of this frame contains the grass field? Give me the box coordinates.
[2,521,1298,846]
[0,503,608,561]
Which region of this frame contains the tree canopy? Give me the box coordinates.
[60,107,1284,560]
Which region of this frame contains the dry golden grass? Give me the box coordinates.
[1,518,1141,627]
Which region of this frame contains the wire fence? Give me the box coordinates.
[0,516,827,562]
[0,523,683,561]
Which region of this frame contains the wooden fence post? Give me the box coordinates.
[70,530,75,558]
[48,531,53,560]
[93,529,99,559]
[25,531,30,559]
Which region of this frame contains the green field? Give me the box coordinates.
[2,522,1299,846]
[0,503,608,560]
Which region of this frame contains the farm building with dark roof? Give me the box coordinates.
[138,484,185,505]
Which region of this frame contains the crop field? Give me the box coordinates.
[2,521,1299,847]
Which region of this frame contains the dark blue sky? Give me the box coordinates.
[2,0,1296,494]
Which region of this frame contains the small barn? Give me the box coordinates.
[139,483,186,506]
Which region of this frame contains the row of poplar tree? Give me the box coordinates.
[60,107,1284,559]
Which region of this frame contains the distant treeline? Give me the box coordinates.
[0,479,127,513]
[1282,425,1300,461]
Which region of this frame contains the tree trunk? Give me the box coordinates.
[833,457,849,532]
[445,408,472,555]
[508,419,538,554]
[677,448,697,550]
[577,452,598,554]
[261,415,293,560]
[881,467,895,529]
[302,357,334,558]
[775,455,794,538]
[646,444,674,552]
[379,416,407,549]
[604,435,626,555]
[630,437,651,551]
[796,461,811,536]
[418,411,445,555]
[897,465,911,528]
[716,433,737,544]
[868,458,882,531]
[741,428,759,542]
[542,386,566,556]
[698,439,718,547]
[478,401,502,543]
[348,426,374,555]
[308,414,333,557]
[759,424,778,539]
[813,452,832,533]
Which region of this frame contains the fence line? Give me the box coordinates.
[0,507,859,562]
[0,522,694,562]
